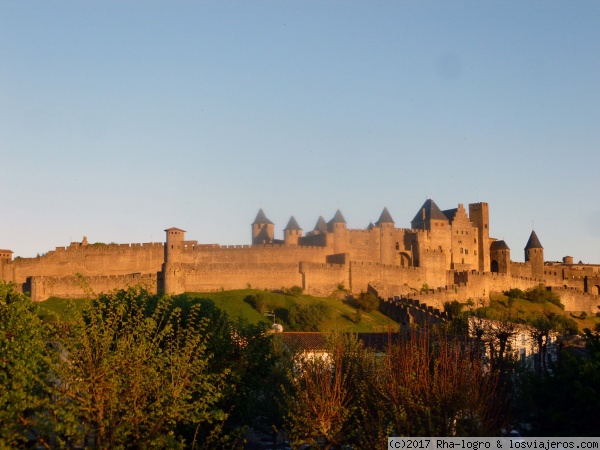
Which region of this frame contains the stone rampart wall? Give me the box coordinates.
[29,273,158,301]
[165,262,303,294]
[549,287,600,314]
[178,244,329,265]
[299,262,347,297]
[4,243,164,286]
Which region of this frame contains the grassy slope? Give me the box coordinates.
[480,293,600,332]
[37,297,90,322]
[38,289,399,332]
[184,289,399,332]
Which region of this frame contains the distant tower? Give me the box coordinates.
[327,209,347,254]
[284,216,302,245]
[525,230,544,280]
[164,228,186,262]
[375,207,395,264]
[489,240,510,274]
[0,249,13,283]
[252,208,274,244]
[312,216,328,235]
[469,203,490,272]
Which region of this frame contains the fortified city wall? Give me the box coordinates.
[1,199,599,314]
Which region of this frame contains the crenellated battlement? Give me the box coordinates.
[4,198,597,304]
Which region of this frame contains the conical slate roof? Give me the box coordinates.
[525,230,543,249]
[411,199,448,227]
[490,240,510,251]
[284,216,302,231]
[327,209,347,225]
[252,208,274,225]
[314,216,328,233]
[375,207,395,226]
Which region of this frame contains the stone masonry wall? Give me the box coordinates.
[5,243,164,287]
[299,262,347,297]
[29,273,158,301]
[164,262,303,295]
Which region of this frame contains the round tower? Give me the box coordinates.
[252,208,274,244]
[164,227,186,263]
[284,216,303,245]
[327,209,347,255]
[375,207,395,265]
[525,230,544,280]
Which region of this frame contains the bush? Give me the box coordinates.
[354,291,379,312]
[505,288,525,299]
[288,303,332,331]
[245,293,270,313]
[443,300,464,317]
[287,286,304,296]
[525,284,564,309]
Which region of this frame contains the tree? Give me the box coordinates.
[515,329,600,436]
[52,287,227,448]
[358,331,507,442]
[0,283,65,448]
[284,333,363,449]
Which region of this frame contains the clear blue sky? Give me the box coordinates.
[1,1,599,263]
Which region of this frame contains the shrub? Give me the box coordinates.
[505,288,525,299]
[443,300,464,317]
[525,284,564,309]
[286,285,303,296]
[288,303,332,331]
[245,293,270,314]
[355,291,379,312]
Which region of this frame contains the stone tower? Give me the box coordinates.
[252,209,274,244]
[312,216,327,235]
[375,207,395,265]
[163,227,186,296]
[284,216,302,245]
[327,209,347,255]
[469,202,490,272]
[164,227,186,263]
[490,240,511,274]
[525,230,544,280]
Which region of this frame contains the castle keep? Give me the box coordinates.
[2,199,599,312]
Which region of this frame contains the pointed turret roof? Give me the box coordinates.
[375,207,395,226]
[327,209,347,225]
[284,216,302,231]
[367,222,375,230]
[314,216,328,233]
[252,208,274,225]
[525,230,543,249]
[411,199,448,227]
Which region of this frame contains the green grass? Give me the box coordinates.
[36,289,399,332]
[37,296,90,322]
[183,289,399,332]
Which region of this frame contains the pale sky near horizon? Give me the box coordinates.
[1,1,599,263]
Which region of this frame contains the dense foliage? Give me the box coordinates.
[2,282,599,448]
